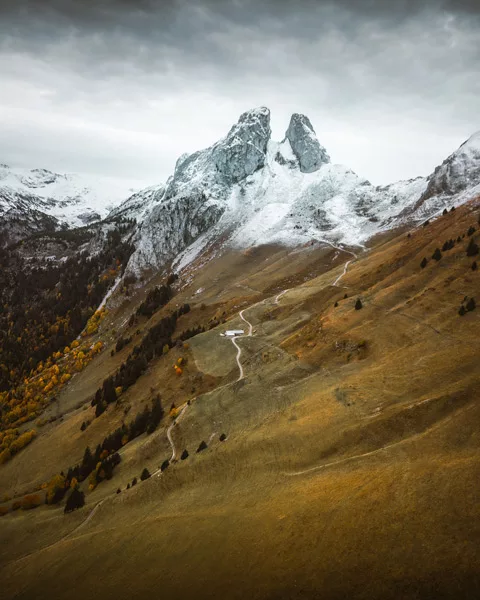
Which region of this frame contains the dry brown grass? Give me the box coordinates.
[1,202,479,599]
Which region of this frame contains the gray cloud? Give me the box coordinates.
[0,0,479,186]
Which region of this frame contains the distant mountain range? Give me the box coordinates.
[0,164,139,246]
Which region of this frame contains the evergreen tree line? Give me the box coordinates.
[0,226,135,392]
[92,305,190,416]
[115,335,133,353]
[57,396,164,507]
[177,323,205,342]
[136,284,173,318]
[420,223,479,270]
[62,448,122,491]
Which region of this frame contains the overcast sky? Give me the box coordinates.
[0,0,479,187]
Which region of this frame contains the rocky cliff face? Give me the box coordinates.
[417,131,480,206]
[126,107,274,273]
[212,107,271,183]
[284,113,330,173]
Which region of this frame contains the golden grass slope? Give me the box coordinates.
[0,201,479,599]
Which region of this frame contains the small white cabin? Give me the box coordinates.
[223,330,244,337]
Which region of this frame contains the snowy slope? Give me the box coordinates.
[413,130,480,215]
[0,164,140,229]
[106,184,166,223]
[125,107,443,275]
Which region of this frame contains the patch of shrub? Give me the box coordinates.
[466,238,479,257]
[354,299,363,310]
[180,449,189,460]
[64,488,85,513]
[136,284,172,318]
[219,433,227,442]
[196,441,207,453]
[160,459,169,472]
[472,261,478,271]
[115,336,132,353]
[442,239,455,252]
[467,226,476,236]
[140,468,151,481]
[420,257,428,269]
[432,248,442,261]
[466,297,476,312]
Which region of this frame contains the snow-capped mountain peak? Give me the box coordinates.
[419,130,480,201]
[0,165,142,245]
[122,108,479,276]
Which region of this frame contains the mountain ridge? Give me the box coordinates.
[0,164,140,246]
[122,108,480,277]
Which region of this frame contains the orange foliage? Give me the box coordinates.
[21,494,42,510]
[1,331,105,435]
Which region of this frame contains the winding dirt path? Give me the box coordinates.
[229,307,255,381]
[166,403,189,462]
[272,243,358,308]
[228,244,359,381]
[7,245,362,567]
[327,243,358,287]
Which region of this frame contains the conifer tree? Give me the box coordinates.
[432,248,442,261]
[355,299,363,310]
[140,468,151,481]
[196,441,207,453]
[64,488,85,513]
[466,238,479,257]
[420,257,428,269]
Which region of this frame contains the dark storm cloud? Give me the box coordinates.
[0,0,479,185]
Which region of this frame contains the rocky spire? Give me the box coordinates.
[284,113,330,173]
[212,107,271,183]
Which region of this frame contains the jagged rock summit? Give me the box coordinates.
[123,107,480,276]
[285,113,330,173]
[212,106,271,183]
[419,130,480,205]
